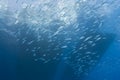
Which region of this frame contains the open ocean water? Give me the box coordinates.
[0,0,120,80]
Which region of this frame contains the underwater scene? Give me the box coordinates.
[0,0,120,80]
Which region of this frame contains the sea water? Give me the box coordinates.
[0,0,120,80]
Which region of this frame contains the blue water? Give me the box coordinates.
[0,0,120,80]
